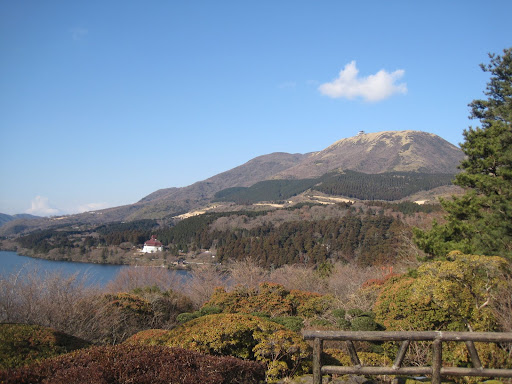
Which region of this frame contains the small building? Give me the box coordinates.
[142,235,163,253]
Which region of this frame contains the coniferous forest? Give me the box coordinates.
[213,170,455,204]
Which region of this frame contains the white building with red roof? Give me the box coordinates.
[142,235,163,253]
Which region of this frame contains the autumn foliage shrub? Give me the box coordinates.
[0,344,265,384]
[0,324,90,370]
[204,282,334,318]
[126,313,312,382]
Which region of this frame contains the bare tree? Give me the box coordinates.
[326,263,382,310]
[184,264,227,307]
[228,257,268,290]
[0,266,102,340]
[105,266,182,293]
[269,264,324,293]
[0,266,194,345]
[492,269,512,332]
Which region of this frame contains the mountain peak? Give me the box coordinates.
[331,130,442,147]
[276,130,463,179]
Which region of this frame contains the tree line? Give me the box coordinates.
[212,170,455,204]
[215,212,406,268]
[313,170,455,201]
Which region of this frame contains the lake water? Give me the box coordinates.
[0,251,188,287]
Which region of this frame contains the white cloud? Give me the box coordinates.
[76,202,109,213]
[318,61,407,102]
[26,196,60,216]
[24,197,110,216]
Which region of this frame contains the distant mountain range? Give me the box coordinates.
[0,213,40,228]
[0,130,464,236]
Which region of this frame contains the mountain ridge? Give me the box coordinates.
[140,152,310,204]
[274,130,463,179]
[0,130,464,235]
[0,213,40,228]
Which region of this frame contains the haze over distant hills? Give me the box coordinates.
[0,213,40,227]
[0,130,464,235]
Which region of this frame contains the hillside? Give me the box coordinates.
[0,213,39,227]
[125,130,462,220]
[275,130,463,179]
[0,130,463,235]
[213,170,456,204]
[0,153,307,235]
[140,152,309,204]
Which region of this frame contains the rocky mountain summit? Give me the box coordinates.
[275,130,463,179]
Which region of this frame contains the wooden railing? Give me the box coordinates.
[303,330,512,384]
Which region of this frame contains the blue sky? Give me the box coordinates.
[1,1,511,216]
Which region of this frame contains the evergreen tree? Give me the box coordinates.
[415,48,512,259]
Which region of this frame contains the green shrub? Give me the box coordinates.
[251,312,270,318]
[350,316,378,331]
[336,318,351,330]
[176,312,200,323]
[295,294,335,318]
[309,319,333,328]
[331,309,346,319]
[0,324,90,370]
[122,329,171,346]
[269,316,304,332]
[374,252,509,332]
[199,305,222,316]
[347,308,364,318]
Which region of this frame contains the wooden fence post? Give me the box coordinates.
[313,337,323,384]
[303,330,512,382]
[432,338,442,384]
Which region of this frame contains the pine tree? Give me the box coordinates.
[415,48,512,259]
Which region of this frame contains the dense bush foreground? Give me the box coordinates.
[0,344,265,384]
[0,324,90,370]
[1,250,512,382]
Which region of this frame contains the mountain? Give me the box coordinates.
[140,130,462,208]
[140,152,309,204]
[0,130,463,235]
[274,130,463,179]
[0,213,40,228]
[104,152,310,221]
[0,153,309,234]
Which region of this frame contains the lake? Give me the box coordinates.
[0,251,188,287]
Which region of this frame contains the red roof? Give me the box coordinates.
[144,235,162,247]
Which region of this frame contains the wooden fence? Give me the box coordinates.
[303,330,512,384]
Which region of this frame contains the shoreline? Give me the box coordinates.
[0,241,210,271]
